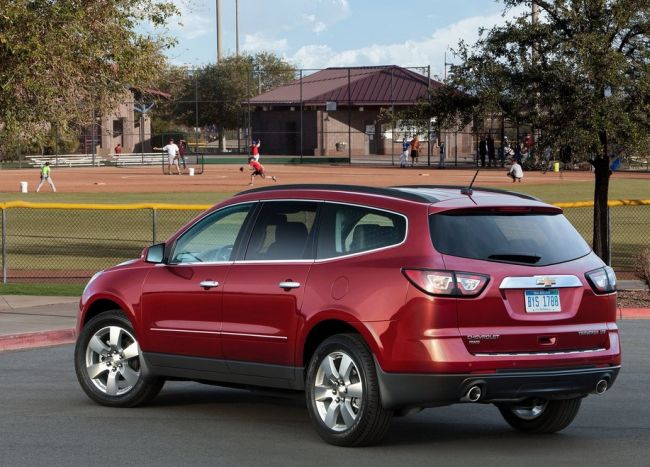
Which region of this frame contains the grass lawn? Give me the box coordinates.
[0,177,647,286]
[0,283,85,296]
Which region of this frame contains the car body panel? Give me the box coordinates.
[77,185,622,410]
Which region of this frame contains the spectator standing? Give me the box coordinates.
[479,135,488,167]
[178,139,187,170]
[438,140,446,169]
[514,142,523,163]
[153,138,181,175]
[507,159,524,182]
[250,139,261,162]
[542,145,553,173]
[487,134,496,167]
[399,136,409,167]
[114,143,123,157]
[36,162,56,192]
[410,135,420,166]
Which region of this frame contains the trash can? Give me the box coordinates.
[553,162,560,172]
[188,168,195,176]
[20,181,28,193]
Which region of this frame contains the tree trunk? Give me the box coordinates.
[592,137,611,264]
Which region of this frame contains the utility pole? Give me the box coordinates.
[532,1,540,24]
[235,0,239,56]
[216,0,223,62]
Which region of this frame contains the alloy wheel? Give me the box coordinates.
[84,325,141,396]
[312,351,364,432]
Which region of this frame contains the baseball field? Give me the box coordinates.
[0,164,647,282]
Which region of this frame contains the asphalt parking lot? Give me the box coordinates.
[1,320,648,467]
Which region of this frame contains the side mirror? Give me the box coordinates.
[145,243,166,263]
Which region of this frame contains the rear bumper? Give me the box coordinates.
[376,362,621,409]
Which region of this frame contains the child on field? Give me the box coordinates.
[36,162,57,192]
[247,157,276,185]
[507,159,524,182]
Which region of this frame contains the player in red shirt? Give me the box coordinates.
[250,139,261,161]
[246,156,276,185]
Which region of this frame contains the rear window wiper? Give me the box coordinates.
[487,254,541,264]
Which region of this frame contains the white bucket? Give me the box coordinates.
[20,181,28,193]
[188,167,195,176]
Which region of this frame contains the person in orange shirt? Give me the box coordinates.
[410,135,420,166]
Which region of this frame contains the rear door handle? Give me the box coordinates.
[279,281,301,289]
[199,280,219,289]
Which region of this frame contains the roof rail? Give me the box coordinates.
[237,184,431,203]
[394,185,541,202]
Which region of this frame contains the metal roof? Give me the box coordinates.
[247,66,442,106]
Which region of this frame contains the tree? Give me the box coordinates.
[0,0,178,156]
[153,53,296,147]
[417,0,650,263]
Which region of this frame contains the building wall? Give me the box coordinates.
[251,105,475,160]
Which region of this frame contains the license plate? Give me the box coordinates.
[525,289,561,313]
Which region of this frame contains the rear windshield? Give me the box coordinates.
[429,211,591,266]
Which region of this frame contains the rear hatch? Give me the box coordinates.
[428,206,615,355]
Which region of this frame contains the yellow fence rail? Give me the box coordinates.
[0,199,648,283]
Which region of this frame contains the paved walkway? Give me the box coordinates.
[0,283,648,352]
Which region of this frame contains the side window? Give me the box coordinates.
[171,204,253,264]
[244,201,318,261]
[317,204,406,259]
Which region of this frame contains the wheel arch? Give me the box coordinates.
[301,318,379,370]
[82,296,133,328]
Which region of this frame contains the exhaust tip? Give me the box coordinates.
[463,385,482,402]
[595,379,608,394]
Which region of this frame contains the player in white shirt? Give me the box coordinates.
[153,138,181,175]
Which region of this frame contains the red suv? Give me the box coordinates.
[75,184,620,446]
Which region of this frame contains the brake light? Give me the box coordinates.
[402,269,489,297]
[586,266,617,294]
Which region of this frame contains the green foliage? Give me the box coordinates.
[413,0,650,261]
[0,0,178,157]
[432,1,650,159]
[152,53,296,132]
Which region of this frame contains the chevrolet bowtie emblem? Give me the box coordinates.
[536,277,556,287]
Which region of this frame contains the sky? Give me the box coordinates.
[159,0,523,78]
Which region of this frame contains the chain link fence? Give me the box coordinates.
[0,200,648,284]
[1,65,649,171]
[0,203,207,283]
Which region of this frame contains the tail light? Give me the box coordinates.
[586,266,617,294]
[402,269,489,298]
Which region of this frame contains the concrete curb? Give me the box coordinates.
[619,308,650,319]
[0,328,76,352]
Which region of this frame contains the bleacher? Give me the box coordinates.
[26,154,106,167]
[113,153,164,167]
[25,153,166,168]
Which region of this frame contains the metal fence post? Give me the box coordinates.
[2,208,6,284]
[152,208,157,245]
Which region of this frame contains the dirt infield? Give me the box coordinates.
[3,164,645,194]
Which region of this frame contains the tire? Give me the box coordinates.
[305,334,392,446]
[498,398,582,433]
[74,310,164,408]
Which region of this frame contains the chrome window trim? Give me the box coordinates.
[234,259,314,265]
[313,200,409,261]
[499,275,582,289]
[236,198,409,263]
[169,201,257,266]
